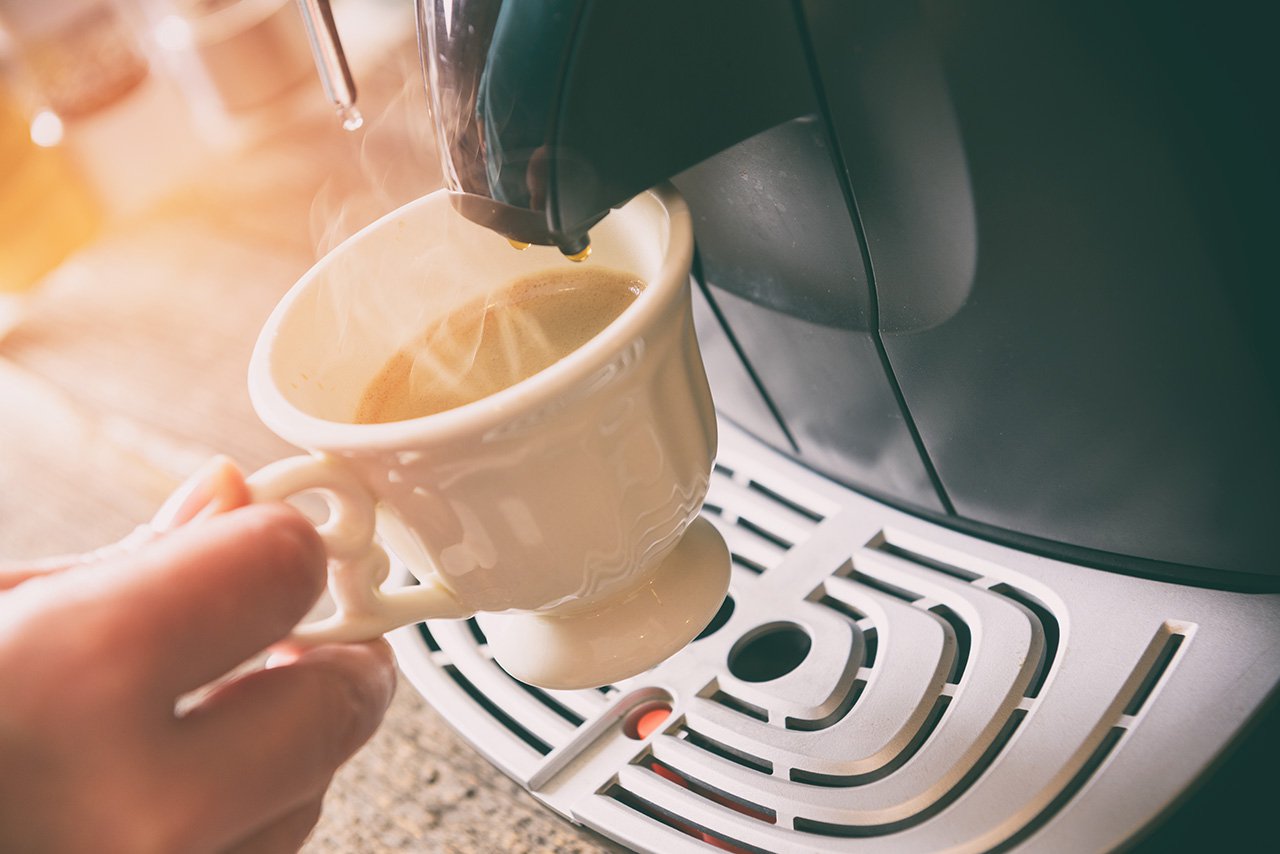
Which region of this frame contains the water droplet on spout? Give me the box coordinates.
[339,105,364,132]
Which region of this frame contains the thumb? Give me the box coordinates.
[7,503,327,707]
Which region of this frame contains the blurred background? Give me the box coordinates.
[0,0,435,550]
[0,1,615,850]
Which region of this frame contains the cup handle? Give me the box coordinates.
[247,454,474,645]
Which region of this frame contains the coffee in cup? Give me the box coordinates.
[354,268,643,424]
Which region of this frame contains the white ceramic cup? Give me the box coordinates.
[246,185,730,689]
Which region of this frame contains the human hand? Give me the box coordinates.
[0,458,396,854]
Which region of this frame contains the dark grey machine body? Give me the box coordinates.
[422,0,1280,846]
[687,1,1280,592]
[429,0,1279,590]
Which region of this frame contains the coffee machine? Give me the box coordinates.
[300,1,1280,850]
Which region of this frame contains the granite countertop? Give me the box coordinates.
[0,20,620,854]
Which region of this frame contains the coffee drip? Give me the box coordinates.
[296,0,600,259]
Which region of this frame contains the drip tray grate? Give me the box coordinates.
[389,419,1280,852]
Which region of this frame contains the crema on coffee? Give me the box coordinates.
[354,268,643,424]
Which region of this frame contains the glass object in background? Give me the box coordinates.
[0,2,137,337]
[0,79,100,336]
[3,0,213,221]
[0,0,148,118]
[147,0,314,141]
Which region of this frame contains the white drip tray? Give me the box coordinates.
[388,419,1280,853]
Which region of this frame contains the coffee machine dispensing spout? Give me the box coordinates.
[418,0,812,259]
[419,0,602,258]
[299,0,812,257]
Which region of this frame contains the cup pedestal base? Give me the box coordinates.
[477,516,731,690]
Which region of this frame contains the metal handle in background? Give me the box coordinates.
[294,0,363,130]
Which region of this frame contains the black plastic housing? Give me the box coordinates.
[424,0,1280,590]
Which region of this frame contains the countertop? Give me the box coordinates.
[0,25,620,854]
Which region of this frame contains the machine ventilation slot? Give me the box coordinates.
[785,678,867,732]
[869,536,982,581]
[706,460,827,574]
[495,665,588,728]
[813,593,878,668]
[712,462,736,478]
[814,594,866,623]
[708,690,769,722]
[638,757,778,825]
[466,617,488,646]
[792,707,1029,834]
[988,627,1182,849]
[442,665,552,756]
[417,623,441,652]
[989,583,1061,698]
[703,506,785,573]
[677,727,774,774]
[862,626,878,668]
[747,478,826,522]
[601,785,770,854]
[844,567,923,603]
[987,727,1126,853]
[942,708,1029,811]
[1123,631,1186,716]
[789,695,952,787]
[860,537,1064,697]
[928,604,972,684]
[736,517,794,550]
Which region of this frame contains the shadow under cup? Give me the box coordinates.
[249,187,724,687]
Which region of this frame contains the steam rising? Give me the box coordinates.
[308,60,440,261]
[295,65,650,425]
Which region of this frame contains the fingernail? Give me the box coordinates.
[368,639,397,712]
[151,456,239,533]
[265,648,301,670]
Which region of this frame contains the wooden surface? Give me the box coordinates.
[0,31,618,854]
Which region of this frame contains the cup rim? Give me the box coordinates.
[248,184,693,452]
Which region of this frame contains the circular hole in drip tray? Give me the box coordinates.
[694,595,735,641]
[728,623,812,682]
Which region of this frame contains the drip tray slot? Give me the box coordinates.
[389,419,1280,853]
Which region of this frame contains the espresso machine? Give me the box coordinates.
[298,1,1280,850]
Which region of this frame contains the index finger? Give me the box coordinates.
[37,503,328,702]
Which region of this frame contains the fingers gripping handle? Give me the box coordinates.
[247,455,472,645]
